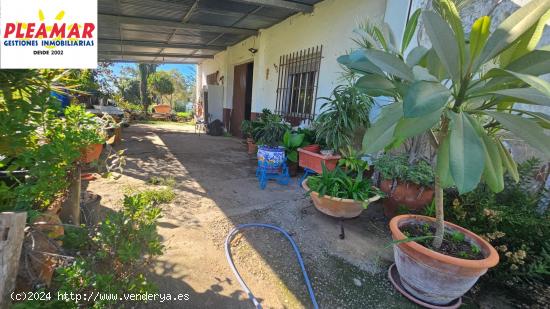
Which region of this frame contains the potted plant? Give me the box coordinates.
[373,154,434,218]
[241,120,257,154]
[253,109,290,172]
[302,164,382,218]
[299,85,372,174]
[339,0,550,304]
[338,146,372,178]
[282,130,309,177]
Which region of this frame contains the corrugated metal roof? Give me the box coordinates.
[98,0,322,64]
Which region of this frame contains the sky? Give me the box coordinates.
[111,62,196,81]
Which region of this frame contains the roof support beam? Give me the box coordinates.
[99,51,214,59]
[230,0,313,13]
[99,14,257,35]
[99,39,225,51]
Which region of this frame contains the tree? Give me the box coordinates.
[117,78,141,103]
[147,72,174,106]
[138,63,157,113]
[339,0,550,248]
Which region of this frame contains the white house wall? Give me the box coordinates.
[196,0,388,116]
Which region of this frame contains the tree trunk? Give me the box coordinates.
[432,176,444,248]
[432,117,449,249]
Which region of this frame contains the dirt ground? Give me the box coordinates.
[83,123,422,308]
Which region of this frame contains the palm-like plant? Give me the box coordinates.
[315,85,372,153]
[339,0,550,249]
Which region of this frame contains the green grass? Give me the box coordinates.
[148,176,176,187]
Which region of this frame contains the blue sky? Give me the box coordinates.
[111,63,196,81]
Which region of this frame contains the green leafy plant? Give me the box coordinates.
[445,158,549,292]
[314,85,372,153]
[252,109,290,147]
[240,120,255,138]
[373,154,434,187]
[338,146,370,176]
[282,130,309,163]
[306,164,383,207]
[340,0,550,249]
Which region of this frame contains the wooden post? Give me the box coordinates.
[0,212,27,308]
[59,166,81,225]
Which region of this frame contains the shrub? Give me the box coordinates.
[15,189,174,308]
[445,158,549,305]
[373,154,434,187]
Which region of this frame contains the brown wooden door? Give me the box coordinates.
[231,63,248,137]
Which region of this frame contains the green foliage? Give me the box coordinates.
[306,164,382,207]
[446,159,549,290]
[148,176,176,187]
[252,109,290,147]
[147,72,175,104]
[0,70,104,211]
[373,154,434,187]
[314,85,372,152]
[282,130,309,163]
[340,0,550,195]
[338,147,370,176]
[18,189,173,308]
[176,111,192,120]
[240,120,254,138]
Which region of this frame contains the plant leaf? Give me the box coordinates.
[496,139,519,183]
[473,121,504,193]
[506,49,550,76]
[395,107,443,140]
[362,102,403,154]
[403,81,451,117]
[422,11,461,82]
[401,9,421,53]
[498,9,550,67]
[448,112,485,194]
[355,74,395,91]
[469,16,491,63]
[484,111,550,158]
[437,0,466,75]
[364,49,414,82]
[487,88,550,107]
[477,0,550,67]
[406,46,429,67]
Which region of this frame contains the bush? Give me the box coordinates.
[373,154,434,187]
[176,111,193,121]
[14,189,174,308]
[445,158,549,305]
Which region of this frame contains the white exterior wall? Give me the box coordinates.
[196,0,389,115]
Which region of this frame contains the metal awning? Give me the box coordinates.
[98,0,322,64]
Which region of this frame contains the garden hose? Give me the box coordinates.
[224,223,319,309]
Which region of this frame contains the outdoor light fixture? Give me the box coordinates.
[248,48,258,54]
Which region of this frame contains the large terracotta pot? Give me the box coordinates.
[380,180,434,218]
[153,105,171,113]
[81,143,103,163]
[297,147,340,174]
[302,179,381,218]
[389,215,499,305]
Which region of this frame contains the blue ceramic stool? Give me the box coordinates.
[256,159,290,189]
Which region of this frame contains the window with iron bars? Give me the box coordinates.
[275,46,322,125]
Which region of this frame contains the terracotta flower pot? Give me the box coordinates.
[302,179,381,218]
[302,144,321,153]
[380,180,434,218]
[389,215,499,305]
[288,161,298,177]
[81,143,103,163]
[246,138,257,155]
[297,147,340,174]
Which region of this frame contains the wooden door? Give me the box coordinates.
[231,63,248,137]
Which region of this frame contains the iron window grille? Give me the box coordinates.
[275,45,322,125]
